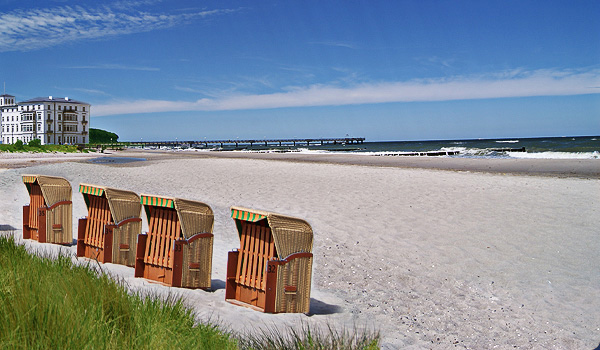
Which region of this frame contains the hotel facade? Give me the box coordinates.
[0,94,90,145]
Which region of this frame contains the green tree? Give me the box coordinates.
[89,128,119,144]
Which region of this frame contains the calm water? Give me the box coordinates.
[214,136,600,159]
[88,157,146,164]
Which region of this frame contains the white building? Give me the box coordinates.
[1,94,90,145]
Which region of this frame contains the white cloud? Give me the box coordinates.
[92,68,600,117]
[0,4,234,52]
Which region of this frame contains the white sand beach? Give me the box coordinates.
[1,151,598,349]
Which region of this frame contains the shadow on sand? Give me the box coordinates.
[308,298,342,315]
[0,224,17,232]
[207,279,342,314]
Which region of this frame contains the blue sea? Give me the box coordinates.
[208,136,600,159]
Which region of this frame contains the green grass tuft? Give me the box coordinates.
[0,234,236,349]
[236,322,380,350]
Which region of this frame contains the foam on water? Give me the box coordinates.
[496,140,520,143]
[506,151,600,159]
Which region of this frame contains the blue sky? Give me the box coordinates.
[1,0,598,141]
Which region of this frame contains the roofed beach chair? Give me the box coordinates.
[77,184,142,266]
[22,175,72,245]
[135,194,214,289]
[226,207,314,313]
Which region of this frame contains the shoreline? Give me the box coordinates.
[2,149,598,178]
[73,149,600,179]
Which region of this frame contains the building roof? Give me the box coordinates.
[21,96,89,105]
[1,94,15,97]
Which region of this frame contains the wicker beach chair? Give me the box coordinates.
[76,184,142,267]
[135,194,214,289]
[22,175,72,245]
[226,207,314,313]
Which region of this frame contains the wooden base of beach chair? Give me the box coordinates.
[226,250,313,313]
[77,217,141,266]
[135,232,214,289]
[23,202,73,245]
[135,197,215,290]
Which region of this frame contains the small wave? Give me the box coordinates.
[441,147,467,152]
[507,151,599,160]
[496,140,519,143]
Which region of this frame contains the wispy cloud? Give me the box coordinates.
[65,64,160,71]
[0,4,236,52]
[309,41,357,49]
[68,87,110,96]
[93,68,600,117]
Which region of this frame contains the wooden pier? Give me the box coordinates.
[136,137,365,148]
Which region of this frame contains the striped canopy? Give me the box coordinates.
[79,184,105,197]
[22,174,72,207]
[22,175,37,184]
[231,207,267,222]
[231,206,313,259]
[141,194,174,208]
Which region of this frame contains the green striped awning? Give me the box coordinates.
[231,208,267,222]
[79,184,105,196]
[141,195,174,208]
[22,175,37,184]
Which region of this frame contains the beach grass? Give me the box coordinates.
[0,139,81,153]
[0,234,380,349]
[237,322,380,350]
[0,234,237,349]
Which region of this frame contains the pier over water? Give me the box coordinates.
[136,137,365,148]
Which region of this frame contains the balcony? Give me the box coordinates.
[81,119,88,124]
[47,118,53,123]
[81,131,88,135]
[47,129,53,134]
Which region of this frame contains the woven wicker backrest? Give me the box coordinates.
[267,214,313,258]
[231,207,313,259]
[173,198,214,240]
[104,188,141,223]
[80,184,141,223]
[23,175,71,207]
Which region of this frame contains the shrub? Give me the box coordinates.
[28,138,42,147]
[13,139,24,150]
